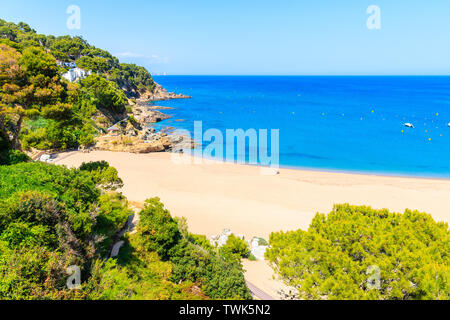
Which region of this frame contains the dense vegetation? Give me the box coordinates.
[0,20,155,153]
[0,160,251,300]
[266,204,450,300]
[0,20,155,94]
[116,198,251,300]
[0,19,252,301]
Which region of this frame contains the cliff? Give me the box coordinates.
[136,83,191,103]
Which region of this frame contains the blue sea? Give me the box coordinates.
[151,76,450,178]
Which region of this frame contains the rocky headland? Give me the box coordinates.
[93,85,195,154]
[136,83,191,103]
[26,83,194,160]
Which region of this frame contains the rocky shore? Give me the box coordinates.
[26,83,193,158]
[93,84,195,154]
[95,129,195,154]
[136,83,191,103]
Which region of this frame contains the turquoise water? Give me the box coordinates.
[152,76,450,178]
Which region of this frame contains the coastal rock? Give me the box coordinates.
[160,136,173,149]
[170,134,198,152]
[149,106,175,111]
[137,83,191,102]
[94,135,169,153]
[92,86,195,155]
[134,142,166,153]
[137,128,156,140]
[132,106,172,123]
[125,122,139,136]
[169,135,184,144]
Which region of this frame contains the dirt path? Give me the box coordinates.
[110,209,140,258]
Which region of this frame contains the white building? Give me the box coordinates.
[62,68,92,83]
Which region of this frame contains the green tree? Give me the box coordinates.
[80,74,127,115]
[0,44,64,149]
[137,198,182,260]
[266,204,450,300]
[221,234,249,258]
[79,161,124,190]
[76,56,110,73]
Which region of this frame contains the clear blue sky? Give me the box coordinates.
[1,0,450,75]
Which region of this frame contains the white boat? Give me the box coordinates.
[404,123,414,128]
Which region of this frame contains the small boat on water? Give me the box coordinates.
[404,123,414,128]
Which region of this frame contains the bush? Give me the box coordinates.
[136,198,252,300]
[79,161,123,190]
[0,149,29,165]
[221,235,249,258]
[137,198,182,260]
[170,242,251,300]
[22,121,79,151]
[266,204,450,300]
[109,63,155,96]
[0,162,99,239]
[94,192,132,256]
[0,162,132,299]
[0,133,29,165]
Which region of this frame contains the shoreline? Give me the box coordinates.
[54,150,450,300]
[55,150,450,240]
[186,152,450,181]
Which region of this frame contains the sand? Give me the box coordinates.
[56,151,450,240]
[242,260,295,300]
[55,150,450,299]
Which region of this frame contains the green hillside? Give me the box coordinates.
[0,161,251,300]
[0,20,156,155]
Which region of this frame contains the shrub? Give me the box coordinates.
[221,235,249,258]
[169,240,251,300]
[0,149,29,165]
[128,115,138,126]
[137,198,182,260]
[266,204,450,300]
[79,161,124,191]
[22,121,79,151]
[137,198,252,300]
[80,133,95,148]
[94,192,132,256]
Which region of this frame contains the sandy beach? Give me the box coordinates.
[56,151,450,240]
[55,150,450,299]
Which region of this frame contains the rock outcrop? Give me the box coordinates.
[95,120,196,154]
[91,82,193,155]
[137,83,191,103]
[132,106,172,123]
[95,131,194,154]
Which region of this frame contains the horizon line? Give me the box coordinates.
[151,74,450,77]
